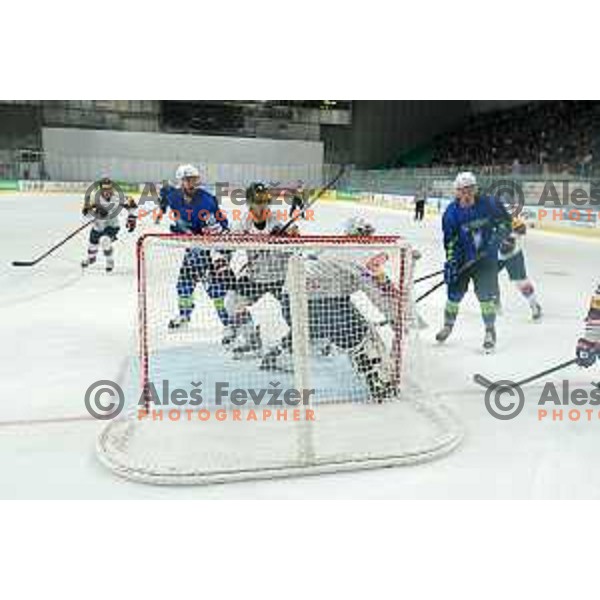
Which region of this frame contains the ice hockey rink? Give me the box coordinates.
[1,190,599,499]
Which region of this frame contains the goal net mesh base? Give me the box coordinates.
[97,234,462,485]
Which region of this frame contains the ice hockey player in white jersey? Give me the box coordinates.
[261,216,403,402]
[496,216,542,321]
[81,177,137,272]
[575,283,600,368]
[223,182,299,356]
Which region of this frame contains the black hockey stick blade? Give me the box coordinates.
[11,220,93,267]
[473,373,496,389]
[415,279,445,303]
[12,260,38,267]
[473,358,578,390]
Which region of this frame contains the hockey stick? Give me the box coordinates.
[415,257,483,304]
[276,165,346,235]
[12,220,93,267]
[414,268,444,284]
[473,359,578,390]
[414,276,446,303]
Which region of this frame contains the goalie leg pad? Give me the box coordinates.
[224,291,254,326]
[260,333,293,372]
[349,325,397,401]
[231,321,262,358]
[305,296,368,350]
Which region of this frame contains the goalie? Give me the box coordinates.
[260,216,404,402]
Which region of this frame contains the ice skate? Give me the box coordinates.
[168,315,191,330]
[435,325,453,343]
[81,256,96,269]
[531,301,542,322]
[483,326,496,354]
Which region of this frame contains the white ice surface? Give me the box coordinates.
[0,193,599,498]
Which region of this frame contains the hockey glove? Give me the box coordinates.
[126,213,137,233]
[170,220,193,234]
[575,338,598,368]
[499,235,517,255]
[444,261,460,285]
[209,255,235,287]
[201,222,226,235]
[271,224,299,236]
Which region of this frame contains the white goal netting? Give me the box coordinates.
[97,234,462,484]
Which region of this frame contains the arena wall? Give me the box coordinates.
[41,127,325,186]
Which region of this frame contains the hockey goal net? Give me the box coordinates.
[97,233,461,484]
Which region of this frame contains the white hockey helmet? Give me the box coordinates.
[345,215,375,237]
[175,164,200,181]
[454,171,477,191]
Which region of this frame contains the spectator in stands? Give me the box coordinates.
[427,101,597,176]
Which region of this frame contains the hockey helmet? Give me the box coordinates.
[246,182,270,205]
[345,215,375,237]
[454,171,477,191]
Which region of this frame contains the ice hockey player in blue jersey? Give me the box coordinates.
[162,164,230,330]
[435,171,512,353]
